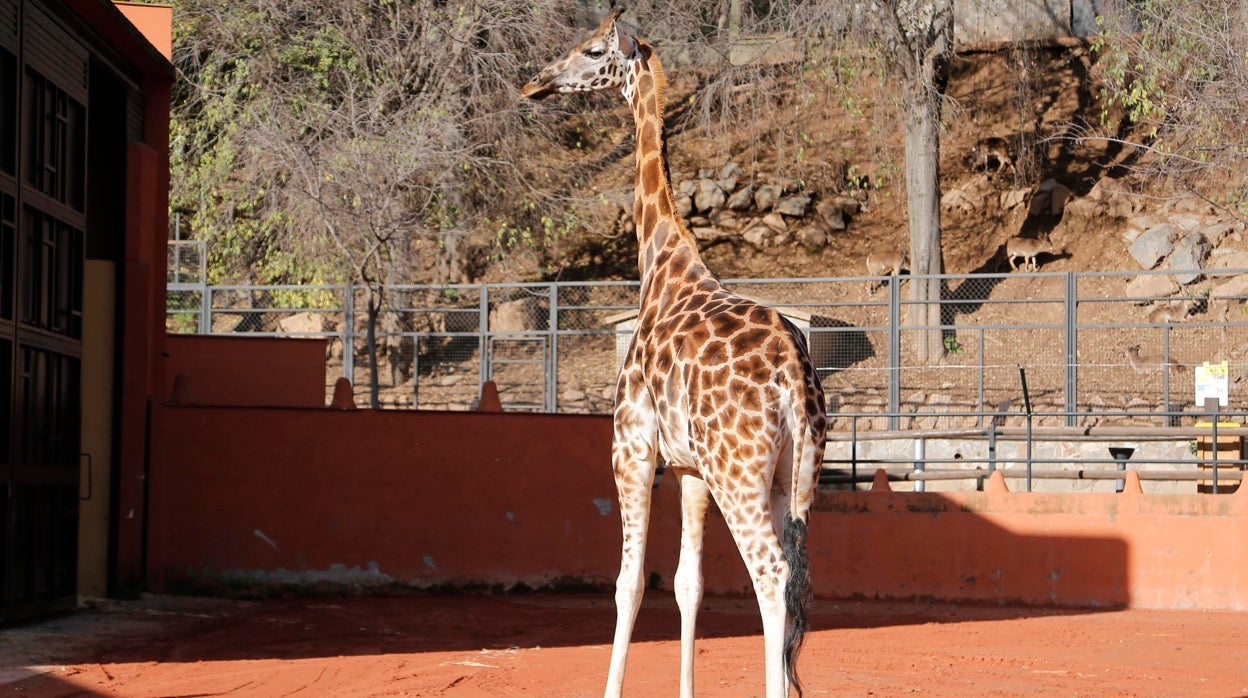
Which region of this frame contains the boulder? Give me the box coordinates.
[725,184,755,211]
[1124,214,1162,243]
[1105,195,1137,218]
[753,184,783,212]
[1170,212,1209,233]
[489,297,544,332]
[816,200,846,231]
[1210,249,1248,270]
[941,188,981,214]
[1001,188,1030,210]
[1165,232,1210,284]
[1063,197,1101,219]
[1123,273,1180,301]
[832,195,861,216]
[761,212,788,233]
[691,227,731,244]
[795,225,828,252]
[1029,178,1072,216]
[1128,223,1178,269]
[719,161,742,180]
[1048,183,1073,215]
[278,311,325,335]
[693,179,727,213]
[1167,196,1216,215]
[675,193,693,219]
[742,224,774,250]
[1212,273,1248,301]
[709,209,745,230]
[1199,221,1237,247]
[774,194,812,217]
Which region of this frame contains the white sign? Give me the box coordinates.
[1194,361,1229,407]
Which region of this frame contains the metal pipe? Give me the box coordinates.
[1108,446,1135,493]
[1019,365,1033,492]
[914,437,926,493]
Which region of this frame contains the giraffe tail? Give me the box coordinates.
[781,353,825,698]
[781,512,812,698]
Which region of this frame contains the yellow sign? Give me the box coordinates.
[1194,361,1229,407]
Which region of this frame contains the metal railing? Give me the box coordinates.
[165,262,1248,422]
[818,408,1247,495]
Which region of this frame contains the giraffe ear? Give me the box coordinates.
[618,32,639,59]
[602,6,632,55]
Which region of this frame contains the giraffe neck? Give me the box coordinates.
[622,41,712,306]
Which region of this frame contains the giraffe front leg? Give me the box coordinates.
[604,433,657,698]
[674,473,710,698]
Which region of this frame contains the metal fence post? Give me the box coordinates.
[887,277,901,431]
[199,285,212,334]
[1163,325,1173,418]
[977,327,985,428]
[548,283,559,412]
[343,285,355,383]
[479,285,491,391]
[1064,273,1078,427]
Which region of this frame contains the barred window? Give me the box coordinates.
[23,68,84,211]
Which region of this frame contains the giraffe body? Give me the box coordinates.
[524,10,827,698]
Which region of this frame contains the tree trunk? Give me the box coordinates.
[903,80,946,363]
[365,290,382,409]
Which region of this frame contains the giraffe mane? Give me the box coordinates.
[632,37,666,121]
[630,36,683,225]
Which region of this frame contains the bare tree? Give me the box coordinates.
[865,0,954,362]
[172,0,604,404]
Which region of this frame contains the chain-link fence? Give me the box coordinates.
[165,263,1248,427]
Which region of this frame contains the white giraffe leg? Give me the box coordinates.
[674,473,710,698]
[713,484,791,698]
[604,404,658,698]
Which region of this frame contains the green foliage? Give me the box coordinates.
[1090,0,1248,189]
[943,334,963,355]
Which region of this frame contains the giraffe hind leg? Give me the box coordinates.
[710,480,791,698]
[674,473,710,698]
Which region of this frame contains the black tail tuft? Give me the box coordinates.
[782,513,812,698]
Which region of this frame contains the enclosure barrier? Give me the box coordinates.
[822,414,1248,494]
[149,403,1248,610]
[166,266,1248,424]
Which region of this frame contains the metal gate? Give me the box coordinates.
[485,334,552,412]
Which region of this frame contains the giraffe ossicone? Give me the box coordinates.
[524,8,828,698]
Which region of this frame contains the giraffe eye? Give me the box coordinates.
[584,47,605,59]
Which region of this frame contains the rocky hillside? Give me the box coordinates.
[515,43,1246,290]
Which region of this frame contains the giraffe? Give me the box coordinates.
[523,8,827,698]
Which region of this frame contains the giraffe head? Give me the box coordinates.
[521,6,638,101]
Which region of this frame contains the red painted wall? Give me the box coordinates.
[163,335,328,407]
[148,405,1248,611]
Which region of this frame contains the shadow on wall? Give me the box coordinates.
[149,405,1147,614]
[808,315,875,378]
[811,482,1130,608]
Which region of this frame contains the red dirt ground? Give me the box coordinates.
[3,593,1245,697]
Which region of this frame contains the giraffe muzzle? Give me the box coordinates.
[521,75,557,100]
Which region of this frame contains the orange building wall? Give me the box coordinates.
[114,3,173,60]
[147,405,1248,611]
[163,335,329,407]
